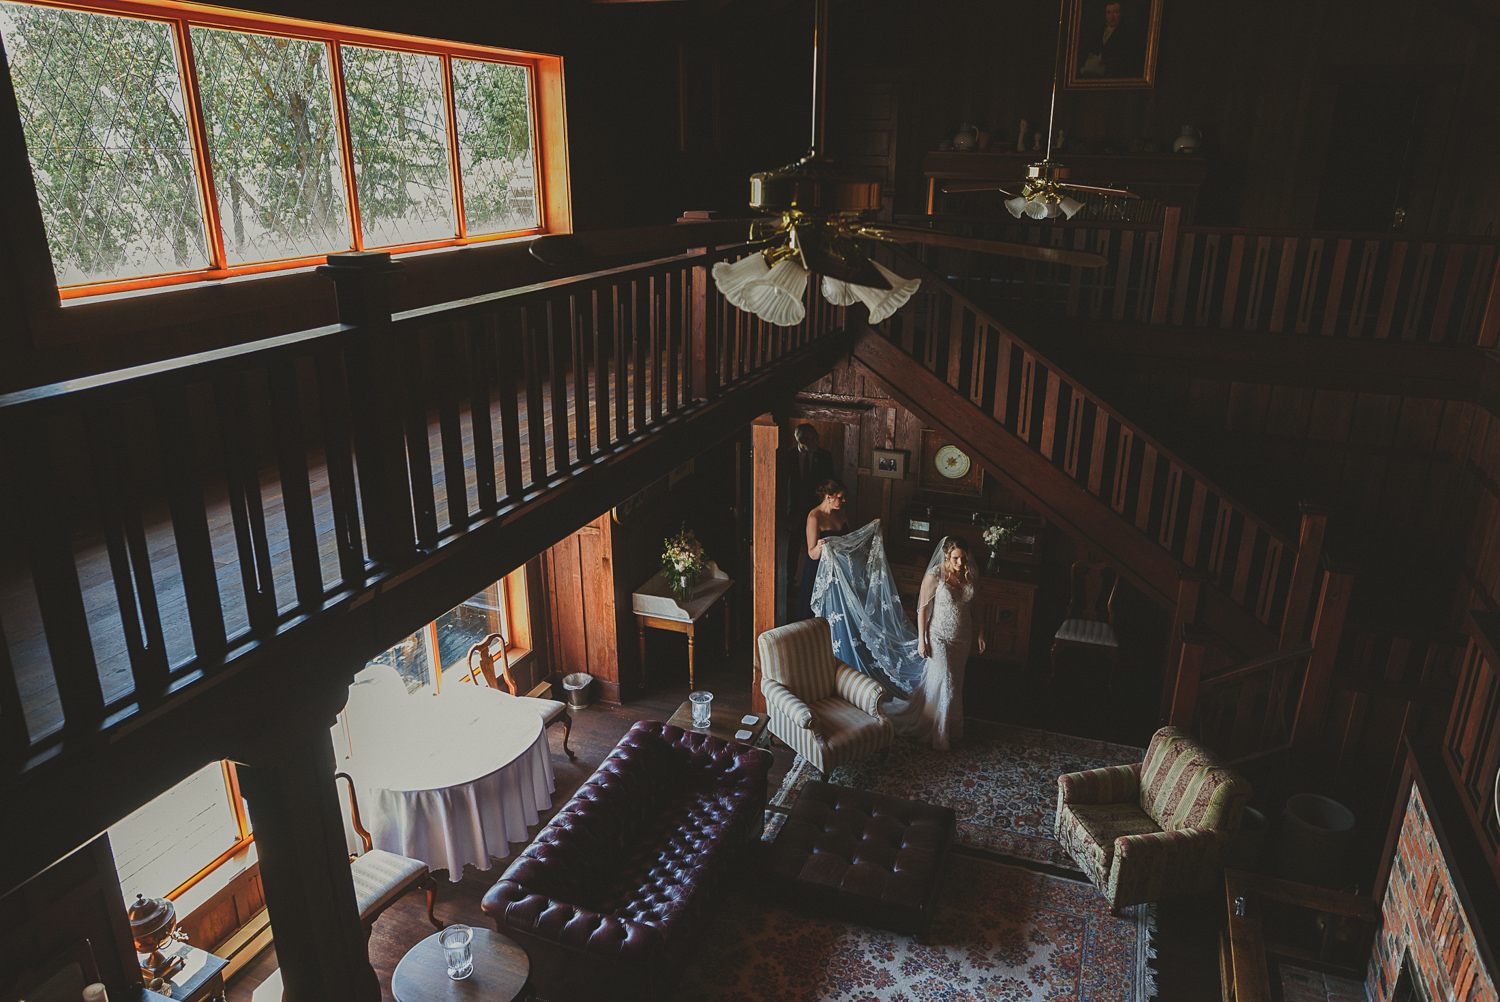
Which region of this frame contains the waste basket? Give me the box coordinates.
[562,672,594,709]
[1227,806,1267,872]
[1276,794,1354,887]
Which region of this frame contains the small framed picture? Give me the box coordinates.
[871,448,908,480]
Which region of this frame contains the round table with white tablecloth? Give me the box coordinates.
[337,682,555,880]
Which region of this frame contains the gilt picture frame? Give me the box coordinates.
[1065,0,1162,90]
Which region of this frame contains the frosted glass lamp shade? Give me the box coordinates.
[1005,196,1029,219]
[1059,196,1083,219]
[712,253,771,310]
[820,275,860,307]
[820,260,919,323]
[738,257,808,327]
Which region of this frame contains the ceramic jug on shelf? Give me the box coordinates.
[952,122,977,152]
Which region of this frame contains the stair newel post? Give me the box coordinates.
[1279,501,1330,649]
[1291,554,1356,746]
[1150,205,1182,325]
[1162,568,1211,720]
[679,211,720,402]
[1169,622,1212,729]
[318,252,416,566]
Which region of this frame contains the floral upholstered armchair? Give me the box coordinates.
[757,617,893,774]
[1055,726,1251,910]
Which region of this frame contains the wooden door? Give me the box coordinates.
[542,514,621,703]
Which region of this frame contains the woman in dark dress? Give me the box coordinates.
[795,479,849,621]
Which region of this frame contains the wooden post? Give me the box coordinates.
[318,252,414,566]
[1150,205,1182,325]
[1169,622,1212,729]
[237,723,380,1002]
[751,415,780,713]
[1279,502,1329,649]
[1162,568,1210,720]
[1291,555,1355,746]
[679,211,719,401]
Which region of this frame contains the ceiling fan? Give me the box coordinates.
[940,0,1140,220]
[530,0,1111,326]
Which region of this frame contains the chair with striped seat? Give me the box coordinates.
[334,772,443,937]
[757,617,893,775]
[1054,726,1252,910]
[467,632,576,759]
[1051,559,1120,685]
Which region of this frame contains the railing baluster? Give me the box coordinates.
[1295,237,1324,334]
[1220,235,1246,329]
[1401,243,1436,341]
[1195,234,1220,327]
[570,292,592,461]
[612,285,630,442]
[313,345,365,585]
[1064,390,1086,479]
[547,298,572,476]
[991,332,1012,426]
[400,333,439,547]
[593,287,610,443]
[1088,408,1108,497]
[1111,424,1134,514]
[1183,480,1208,568]
[1171,231,1195,325]
[1429,243,1465,343]
[1321,238,1352,336]
[1135,442,1158,533]
[1346,239,1381,338]
[1039,368,1060,462]
[216,377,277,632]
[523,305,549,489]
[1470,246,1499,346]
[631,281,646,433]
[1269,236,1299,333]
[495,311,525,502]
[1159,462,1184,550]
[1241,235,1272,331]
[1111,230,1135,322]
[1015,352,1036,443]
[1231,520,1257,606]
[1374,240,1408,339]
[1256,536,1284,625]
[431,325,471,531]
[267,360,325,611]
[465,316,498,514]
[154,387,228,663]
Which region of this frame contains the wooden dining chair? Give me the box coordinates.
[1050,559,1120,686]
[333,772,442,936]
[466,632,576,759]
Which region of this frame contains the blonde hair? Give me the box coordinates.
[942,536,977,589]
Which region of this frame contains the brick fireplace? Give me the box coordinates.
[1367,779,1498,1002]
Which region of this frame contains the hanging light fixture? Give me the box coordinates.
[710,0,920,327]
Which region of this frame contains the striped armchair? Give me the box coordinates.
[1055,726,1252,910]
[757,618,893,774]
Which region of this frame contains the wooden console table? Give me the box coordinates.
[631,565,734,689]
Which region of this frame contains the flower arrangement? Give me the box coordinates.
[981,516,1024,571]
[661,524,710,601]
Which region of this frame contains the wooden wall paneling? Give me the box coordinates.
[579,514,619,697]
[750,416,778,713]
[543,532,589,687]
[1225,383,1272,435]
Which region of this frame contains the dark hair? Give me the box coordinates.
[815,478,846,501]
[794,423,818,445]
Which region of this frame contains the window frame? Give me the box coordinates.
[0,0,568,300]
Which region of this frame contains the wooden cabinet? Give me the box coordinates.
[891,562,1036,666]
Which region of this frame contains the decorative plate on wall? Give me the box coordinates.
[919,429,983,495]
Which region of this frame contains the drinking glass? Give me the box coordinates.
[440,923,474,980]
[689,690,713,727]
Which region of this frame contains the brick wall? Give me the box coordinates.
[1367,784,1499,1002]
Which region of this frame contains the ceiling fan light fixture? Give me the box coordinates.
[853,260,921,323]
[1059,195,1083,219]
[1004,195,1030,219]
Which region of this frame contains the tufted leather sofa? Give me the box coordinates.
[481,720,772,1002]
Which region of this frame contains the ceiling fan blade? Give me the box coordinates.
[529,219,757,268]
[1061,183,1142,198]
[856,224,1109,268]
[793,226,891,288]
[942,181,1020,196]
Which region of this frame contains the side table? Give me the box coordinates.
[392,927,532,1002]
[665,700,769,747]
[162,944,227,1002]
[631,564,734,688]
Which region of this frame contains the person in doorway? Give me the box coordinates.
[794,479,850,621]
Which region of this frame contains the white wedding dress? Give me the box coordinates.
[888,576,976,750]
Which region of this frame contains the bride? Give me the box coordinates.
[811,524,985,750]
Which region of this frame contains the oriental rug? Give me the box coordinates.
[670,852,1157,1002]
[768,720,1145,870]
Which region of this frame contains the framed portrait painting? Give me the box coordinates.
[1064,0,1162,90]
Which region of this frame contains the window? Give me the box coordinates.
[109,760,252,902]
[366,566,531,692]
[0,0,553,297]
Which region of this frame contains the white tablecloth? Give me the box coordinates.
[336,683,555,880]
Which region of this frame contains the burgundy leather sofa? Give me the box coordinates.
[481,720,772,1002]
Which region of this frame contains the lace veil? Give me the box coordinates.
[810,520,949,695]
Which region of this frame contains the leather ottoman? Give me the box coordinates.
[766,780,955,941]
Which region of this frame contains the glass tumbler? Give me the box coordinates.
[689,690,713,727]
[439,923,474,980]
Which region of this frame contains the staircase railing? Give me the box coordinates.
[866,247,1303,650]
[896,211,1500,346]
[0,244,840,768]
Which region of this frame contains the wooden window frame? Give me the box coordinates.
[0,0,569,301]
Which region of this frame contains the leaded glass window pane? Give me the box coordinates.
[452,58,536,236]
[0,4,208,286]
[340,45,454,248]
[190,27,350,266]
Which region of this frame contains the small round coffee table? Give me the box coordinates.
[391,927,531,1002]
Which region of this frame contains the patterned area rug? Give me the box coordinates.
[769,719,1145,869]
[671,852,1157,1002]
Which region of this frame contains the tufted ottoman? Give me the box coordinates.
[766,780,955,941]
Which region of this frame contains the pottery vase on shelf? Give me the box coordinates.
[1173,125,1201,154]
[952,123,977,151]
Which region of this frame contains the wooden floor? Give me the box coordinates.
[222,647,1223,1002]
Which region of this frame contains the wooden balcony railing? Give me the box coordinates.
[897,211,1500,346]
[0,244,843,770]
[870,247,1303,649]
